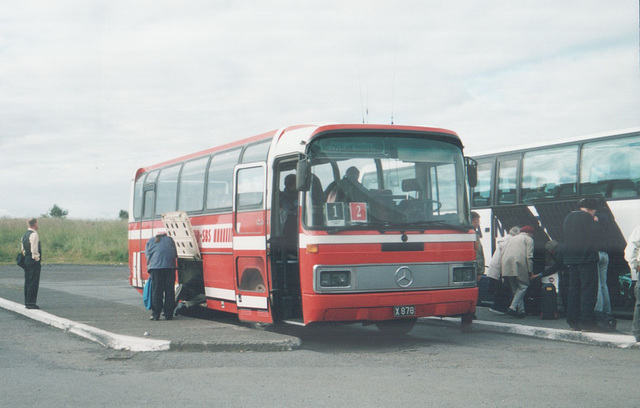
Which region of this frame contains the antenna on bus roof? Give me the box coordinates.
[390,38,397,125]
[359,67,368,124]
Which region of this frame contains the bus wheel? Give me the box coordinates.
[461,313,473,333]
[249,275,267,293]
[250,322,273,331]
[374,318,417,335]
[247,277,269,329]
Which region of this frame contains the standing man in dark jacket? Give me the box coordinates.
[21,218,42,309]
[145,232,178,321]
[562,198,602,331]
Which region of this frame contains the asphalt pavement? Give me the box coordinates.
[0,264,637,351]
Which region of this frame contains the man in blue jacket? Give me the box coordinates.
[562,198,603,331]
[145,232,178,321]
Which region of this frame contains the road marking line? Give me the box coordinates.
[0,297,170,352]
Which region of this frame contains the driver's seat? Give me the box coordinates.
[398,178,422,221]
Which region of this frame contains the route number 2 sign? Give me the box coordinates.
[349,202,368,222]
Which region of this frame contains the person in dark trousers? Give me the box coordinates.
[562,198,603,331]
[21,218,42,309]
[145,232,178,321]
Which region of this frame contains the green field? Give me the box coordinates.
[0,218,128,265]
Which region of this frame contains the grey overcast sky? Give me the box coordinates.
[1,0,639,219]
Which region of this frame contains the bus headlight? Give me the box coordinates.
[452,267,475,283]
[320,270,351,287]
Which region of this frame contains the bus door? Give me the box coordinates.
[232,163,272,324]
[471,158,495,261]
[269,161,302,321]
[491,154,521,251]
[132,171,158,289]
[130,213,144,289]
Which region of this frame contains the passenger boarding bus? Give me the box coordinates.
[129,124,480,333]
[470,128,640,309]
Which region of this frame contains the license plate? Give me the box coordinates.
[393,305,415,317]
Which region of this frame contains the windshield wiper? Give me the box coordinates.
[325,221,399,234]
[413,221,472,232]
[326,221,471,234]
[380,221,471,233]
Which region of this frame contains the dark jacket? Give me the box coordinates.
[594,210,615,253]
[563,210,602,265]
[22,230,41,266]
[145,234,177,270]
[543,243,567,277]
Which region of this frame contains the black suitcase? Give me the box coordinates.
[477,275,494,306]
[540,283,558,320]
[492,279,513,313]
[524,279,541,316]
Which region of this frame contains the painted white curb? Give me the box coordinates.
[423,317,639,349]
[0,297,170,352]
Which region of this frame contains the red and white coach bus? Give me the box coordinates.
[128,124,480,333]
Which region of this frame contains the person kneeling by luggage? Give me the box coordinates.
[501,225,535,318]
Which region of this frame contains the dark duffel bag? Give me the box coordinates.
[16,252,26,270]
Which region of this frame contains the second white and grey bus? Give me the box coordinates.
[470,127,640,310]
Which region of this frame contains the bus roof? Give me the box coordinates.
[134,123,462,179]
[470,127,640,158]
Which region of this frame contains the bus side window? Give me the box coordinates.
[143,189,155,220]
[155,164,182,216]
[497,159,518,205]
[142,170,159,220]
[521,146,577,203]
[207,149,241,211]
[610,180,638,198]
[471,161,492,207]
[554,183,576,198]
[178,156,209,212]
[580,136,640,199]
[241,141,270,163]
[236,167,264,211]
[132,174,146,220]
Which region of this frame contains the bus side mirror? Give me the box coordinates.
[296,160,311,191]
[465,157,478,188]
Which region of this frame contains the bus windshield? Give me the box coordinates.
[303,135,469,231]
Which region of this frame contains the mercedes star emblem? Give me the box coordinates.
[395,266,414,288]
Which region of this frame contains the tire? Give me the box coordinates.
[250,322,273,330]
[374,318,417,335]
[248,276,270,330]
[460,313,474,333]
